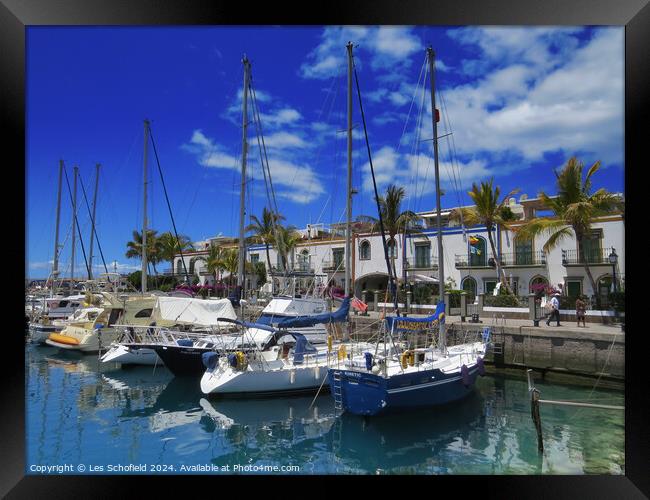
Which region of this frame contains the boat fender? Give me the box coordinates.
[338,344,347,361]
[236,351,247,371]
[290,370,295,384]
[228,353,238,368]
[96,323,104,329]
[408,351,415,367]
[202,351,219,370]
[477,357,485,376]
[176,339,193,347]
[327,335,333,353]
[364,352,373,371]
[400,351,409,369]
[461,364,470,387]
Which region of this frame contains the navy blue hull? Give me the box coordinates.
[329,364,481,416]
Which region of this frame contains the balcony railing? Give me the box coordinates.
[269,263,316,274]
[499,251,546,267]
[562,247,614,266]
[455,254,492,268]
[322,260,345,272]
[405,257,439,270]
[455,250,547,268]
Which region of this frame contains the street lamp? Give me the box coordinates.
[608,248,618,321]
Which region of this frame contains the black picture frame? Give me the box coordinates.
[3,0,647,497]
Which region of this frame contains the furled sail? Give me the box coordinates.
[384,301,445,332]
[273,297,351,329]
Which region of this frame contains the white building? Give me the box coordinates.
[171,195,624,304]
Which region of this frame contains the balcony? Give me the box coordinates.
[269,263,316,275]
[405,257,438,270]
[455,254,492,269]
[455,250,546,269]
[562,247,614,266]
[500,251,546,267]
[322,260,345,273]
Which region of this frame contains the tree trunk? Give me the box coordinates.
[578,234,600,309]
[487,226,511,294]
[265,242,272,275]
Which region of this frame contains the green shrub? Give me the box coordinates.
[484,294,521,307]
[447,289,463,308]
[609,291,625,313]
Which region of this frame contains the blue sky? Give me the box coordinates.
[26,26,624,278]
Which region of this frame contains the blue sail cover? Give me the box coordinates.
[384,302,445,332]
[275,297,351,329]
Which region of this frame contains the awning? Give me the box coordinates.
[412,274,439,283]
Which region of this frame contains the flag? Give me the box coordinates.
[469,236,480,245]
[351,296,368,313]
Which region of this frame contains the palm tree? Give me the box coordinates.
[206,244,227,284]
[364,184,426,280]
[125,229,162,275]
[158,231,194,265]
[449,179,520,294]
[221,248,240,289]
[272,225,302,272]
[514,157,623,306]
[246,208,285,274]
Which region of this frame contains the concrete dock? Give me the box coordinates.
[348,311,625,382]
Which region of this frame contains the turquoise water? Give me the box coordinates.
[25,343,625,475]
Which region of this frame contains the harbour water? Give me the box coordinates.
[26,342,624,475]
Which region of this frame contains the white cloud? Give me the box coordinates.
[404,27,624,168]
[263,131,308,149]
[182,129,325,204]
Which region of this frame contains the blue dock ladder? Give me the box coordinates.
[332,371,343,411]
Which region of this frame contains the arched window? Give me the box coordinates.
[461,276,477,302]
[298,249,310,271]
[176,259,184,275]
[529,275,549,296]
[359,240,371,260]
[468,235,486,266]
[387,238,397,259]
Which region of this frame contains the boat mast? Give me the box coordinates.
[345,42,353,300]
[52,160,64,289]
[237,56,251,299]
[427,47,446,352]
[142,119,150,293]
[87,163,100,280]
[71,165,78,284]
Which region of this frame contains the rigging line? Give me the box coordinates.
[438,87,464,211]
[249,80,290,278]
[439,85,468,213]
[62,164,91,278]
[249,81,279,218]
[396,55,428,157]
[408,62,429,214]
[147,123,190,283]
[77,172,111,281]
[352,57,399,315]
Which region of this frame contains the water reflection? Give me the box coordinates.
[25,343,624,474]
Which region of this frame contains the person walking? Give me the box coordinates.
[546,292,561,326]
[575,295,587,327]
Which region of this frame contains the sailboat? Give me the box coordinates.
[200,46,368,396]
[326,47,489,416]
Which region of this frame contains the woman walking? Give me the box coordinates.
[575,295,587,327]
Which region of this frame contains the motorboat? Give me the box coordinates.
[45,292,157,353]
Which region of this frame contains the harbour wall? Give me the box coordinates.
[348,316,625,381]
